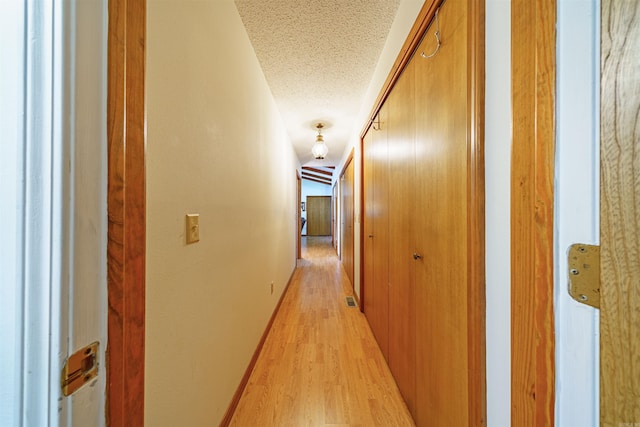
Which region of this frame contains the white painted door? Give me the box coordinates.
[0,1,108,426]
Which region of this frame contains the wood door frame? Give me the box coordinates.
[297,171,301,259]
[511,0,556,425]
[358,0,486,423]
[107,0,146,425]
[332,182,338,250]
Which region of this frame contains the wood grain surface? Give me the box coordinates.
[413,2,471,425]
[386,60,417,417]
[107,0,146,425]
[228,237,415,426]
[307,196,332,236]
[600,0,640,424]
[340,155,355,288]
[511,0,556,425]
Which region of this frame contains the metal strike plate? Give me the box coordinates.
[61,342,99,396]
[568,244,600,309]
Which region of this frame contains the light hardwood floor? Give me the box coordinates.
[229,236,415,426]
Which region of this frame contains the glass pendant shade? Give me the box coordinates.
[312,134,328,159]
[311,124,328,159]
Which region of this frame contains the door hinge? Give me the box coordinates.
[567,244,600,309]
[61,341,99,396]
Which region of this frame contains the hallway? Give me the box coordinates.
[229,237,415,426]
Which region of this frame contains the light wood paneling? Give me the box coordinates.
[414,1,470,425]
[360,1,485,425]
[600,0,640,424]
[363,130,375,330]
[362,106,391,361]
[107,0,146,425]
[307,196,332,236]
[341,155,355,287]
[511,0,556,425]
[229,237,415,426]
[386,60,417,415]
[372,105,390,362]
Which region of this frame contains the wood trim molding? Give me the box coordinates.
[107,0,146,425]
[467,1,487,425]
[297,171,301,260]
[219,268,298,426]
[511,0,556,425]
[339,149,355,179]
[358,135,366,314]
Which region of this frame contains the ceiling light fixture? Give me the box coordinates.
[311,123,329,160]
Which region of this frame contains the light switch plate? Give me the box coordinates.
[186,214,199,244]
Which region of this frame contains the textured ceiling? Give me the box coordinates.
[234,0,402,166]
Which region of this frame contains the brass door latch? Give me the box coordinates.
[61,342,99,396]
[567,244,600,309]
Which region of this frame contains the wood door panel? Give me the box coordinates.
[363,106,391,361]
[307,196,331,236]
[600,0,640,423]
[341,157,355,287]
[363,131,376,320]
[358,1,485,425]
[413,1,470,425]
[372,105,390,360]
[387,61,417,415]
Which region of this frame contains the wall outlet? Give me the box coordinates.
[186,214,199,244]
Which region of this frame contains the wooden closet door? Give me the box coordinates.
[341,159,355,287]
[387,62,417,414]
[363,107,391,361]
[363,131,375,317]
[413,1,472,425]
[372,105,390,360]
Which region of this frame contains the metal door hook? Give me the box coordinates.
[420,8,441,59]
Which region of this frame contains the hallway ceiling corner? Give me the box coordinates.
[234,0,401,166]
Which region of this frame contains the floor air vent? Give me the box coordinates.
[345,296,357,308]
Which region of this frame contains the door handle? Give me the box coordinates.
[413,252,423,260]
[368,234,373,238]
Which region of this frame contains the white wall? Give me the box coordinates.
[301,179,333,234]
[485,1,512,425]
[0,2,26,423]
[555,0,599,425]
[145,0,299,425]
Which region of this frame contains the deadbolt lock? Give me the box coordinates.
[61,341,99,396]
